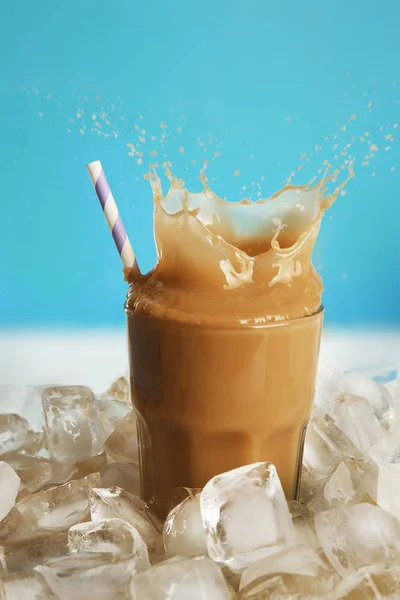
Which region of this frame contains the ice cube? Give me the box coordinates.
[99,376,130,404]
[329,394,385,455]
[375,463,400,521]
[314,503,400,577]
[96,397,132,438]
[99,462,141,496]
[35,552,136,600]
[307,461,362,513]
[163,494,207,558]
[129,555,233,600]
[90,487,163,554]
[0,414,31,454]
[104,411,139,464]
[331,564,400,599]
[73,452,107,479]
[0,462,21,521]
[314,365,343,414]
[41,386,106,462]
[47,459,77,486]
[370,428,400,466]
[68,518,150,571]
[307,460,378,514]
[18,429,46,456]
[386,378,400,403]
[298,464,324,505]
[200,462,294,571]
[0,570,56,599]
[0,385,44,432]
[15,473,99,533]
[237,572,332,599]
[341,371,393,419]
[288,501,319,549]
[369,433,400,518]
[0,531,68,574]
[304,412,364,476]
[1,453,53,498]
[302,412,364,501]
[0,508,23,541]
[239,545,333,590]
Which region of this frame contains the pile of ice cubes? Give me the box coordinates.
[0,364,399,599]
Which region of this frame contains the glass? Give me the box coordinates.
[126,304,323,515]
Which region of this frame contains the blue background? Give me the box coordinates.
[1,0,399,328]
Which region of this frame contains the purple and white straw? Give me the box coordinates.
[87,161,140,274]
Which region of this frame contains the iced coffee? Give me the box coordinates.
[126,170,348,514]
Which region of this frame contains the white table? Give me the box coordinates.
[0,328,399,393]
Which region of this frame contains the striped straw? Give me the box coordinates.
[87,161,140,274]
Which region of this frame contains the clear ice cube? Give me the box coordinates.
[73,452,107,479]
[35,552,136,600]
[90,486,163,554]
[99,376,130,404]
[200,462,294,571]
[0,414,31,454]
[68,517,150,571]
[96,398,132,438]
[104,411,139,464]
[331,564,400,599]
[41,386,106,462]
[15,473,99,533]
[376,463,400,521]
[287,501,319,550]
[307,460,378,513]
[303,412,364,480]
[329,393,385,455]
[0,508,23,541]
[369,433,400,519]
[129,555,233,600]
[298,464,325,505]
[341,371,393,419]
[0,531,69,575]
[163,494,207,558]
[1,453,54,498]
[369,432,400,466]
[237,572,332,599]
[0,462,21,521]
[239,545,333,590]
[0,570,56,599]
[314,365,343,414]
[315,503,400,577]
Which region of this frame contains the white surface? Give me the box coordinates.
[0,328,399,393]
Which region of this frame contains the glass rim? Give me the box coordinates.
[124,303,324,329]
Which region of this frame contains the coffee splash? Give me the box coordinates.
[126,164,353,324]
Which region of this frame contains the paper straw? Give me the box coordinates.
[87,161,140,274]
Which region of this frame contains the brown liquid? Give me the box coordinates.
[126,168,351,514]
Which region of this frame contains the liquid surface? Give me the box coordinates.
[126,167,352,324]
